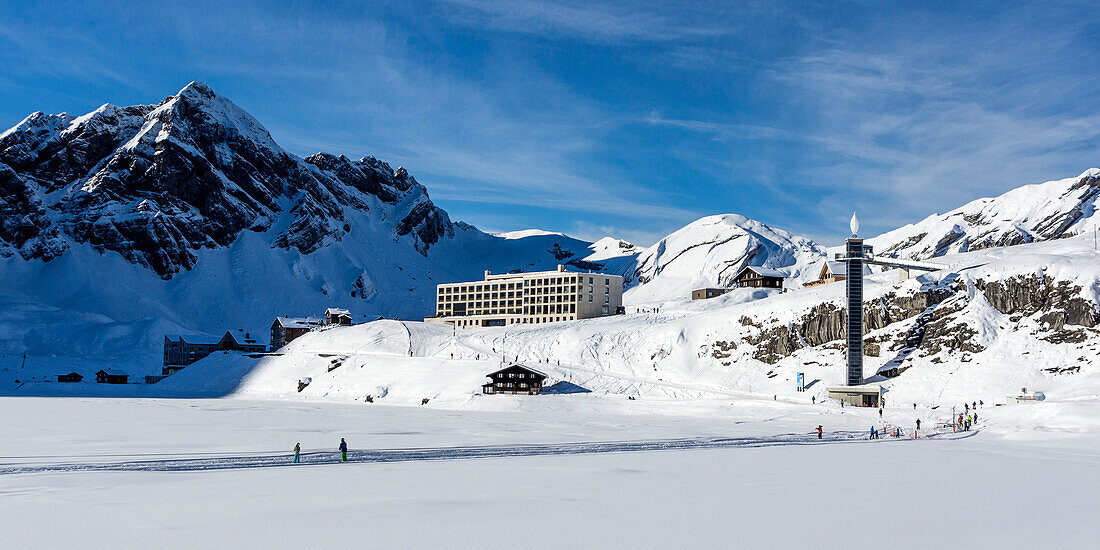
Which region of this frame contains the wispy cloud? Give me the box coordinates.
[435,0,730,43]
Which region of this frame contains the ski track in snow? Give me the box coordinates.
[0,430,971,475]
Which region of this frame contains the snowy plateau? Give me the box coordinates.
[1,83,1099,549]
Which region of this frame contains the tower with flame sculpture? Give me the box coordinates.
[842,213,868,385]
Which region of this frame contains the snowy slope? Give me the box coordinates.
[623,214,827,303]
[869,168,1100,259]
[131,234,1098,419]
[0,83,600,370]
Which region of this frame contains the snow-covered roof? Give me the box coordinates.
[275,316,324,329]
[325,308,351,316]
[736,265,788,278]
[97,369,129,376]
[819,260,872,277]
[487,363,549,378]
[166,334,221,345]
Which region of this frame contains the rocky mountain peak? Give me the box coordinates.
[0,82,457,276]
[869,168,1100,260]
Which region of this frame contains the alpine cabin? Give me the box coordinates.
[482,364,548,395]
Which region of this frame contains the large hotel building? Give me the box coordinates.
[427,265,623,327]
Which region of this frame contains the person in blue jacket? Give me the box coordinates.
[339,438,348,462]
[293,442,300,463]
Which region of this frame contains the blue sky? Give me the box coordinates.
[2,1,1099,246]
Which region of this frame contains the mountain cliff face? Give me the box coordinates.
[0,82,598,366]
[0,82,454,276]
[868,169,1100,260]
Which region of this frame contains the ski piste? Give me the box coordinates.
[0,428,973,475]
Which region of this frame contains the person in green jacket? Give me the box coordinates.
[293,442,300,463]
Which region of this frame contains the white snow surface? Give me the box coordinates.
[869,168,1100,259]
[2,228,1098,550]
[624,213,827,303]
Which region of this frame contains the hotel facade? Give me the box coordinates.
[427,265,623,327]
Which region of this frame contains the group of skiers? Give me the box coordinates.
[956,400,982,431]
[291,437,349,464]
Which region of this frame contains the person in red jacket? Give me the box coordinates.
[816,425,823,439]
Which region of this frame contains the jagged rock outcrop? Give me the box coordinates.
[976,275,1098,328]
[746,286,955,364]
[0,162,67,260]
[0,81,455,278]
[729,271,1098,368]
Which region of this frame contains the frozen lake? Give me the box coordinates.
[1,397,1095,548]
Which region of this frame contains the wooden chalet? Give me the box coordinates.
[95,369,129,384]
[164,331,266,374]
[325,308,354,326]
[732,266,787,289]
[691,288,732,300]
[270,316,324,350]
[802,261,875,288]
[483,364,548,395]
[217,330,266,354]
[56,372,83,383]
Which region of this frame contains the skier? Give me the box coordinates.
[916,418,921,430]
[817,425,823,439]
[812,396,816,405]
[879,408,883,418]
[913,402,917,410]
[972,401,977,410]
[979,400,984,408]
[339,437,348,462]
[870,426,876,440]
[293,442,300,463]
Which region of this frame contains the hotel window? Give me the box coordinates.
[588,295,592,302]
[605,278,610,285]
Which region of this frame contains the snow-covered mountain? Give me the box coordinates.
[0,82,600,364]
[622,214,827,303]
[868,169,1100,259]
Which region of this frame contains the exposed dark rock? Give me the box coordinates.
[977,275,1098,328]
[0,81,457,276]
[0,163,67,260]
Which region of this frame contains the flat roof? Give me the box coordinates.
[826,385,882,394]
[439,271,622,286]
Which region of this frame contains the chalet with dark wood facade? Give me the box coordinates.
[482,364,548,395]
[803,260,872,288]
[691,288,732,300]
[56,372,83,383]
[325,308,354,326]
[163,331,265,374]
[95,369,129,384]
[732,266,787,289]
[270,317,324,350]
